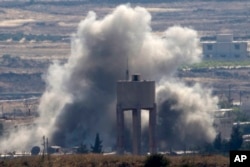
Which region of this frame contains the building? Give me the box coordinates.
[213,109,234,140]
[202,34,249,59]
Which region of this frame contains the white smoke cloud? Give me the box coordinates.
[0,4,217,152]
[132,26,201,80]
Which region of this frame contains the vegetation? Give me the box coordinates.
[229,125,243,150]
[0,54,50,69]
[213,133,222,151]
[209,125,243,154]
[0,154,229,167]
[91,133,103,153]
[76,143,89,154]
[144,154,170,167]
[0,32,67,42]
[182,60,250,70]
[234,108,250,122]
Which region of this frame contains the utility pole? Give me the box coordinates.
[46,137,49,155]
[240,91,242,106]
[24,100,31,116]
[125,56,129,81]
[228,84,232,106]
[42,136,45,157]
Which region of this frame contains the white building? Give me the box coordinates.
[213,109,234,140]
[202,34,249,59]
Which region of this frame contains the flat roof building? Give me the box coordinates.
[202,34,249,60]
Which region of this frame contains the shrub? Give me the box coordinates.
[144,154,170,167]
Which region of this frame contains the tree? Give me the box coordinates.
[91,133,103,153]
[201,142,215,154]
[213,132,222,151]
[76,143,88,154]
[230,125,243,150]
[221,139,230,153]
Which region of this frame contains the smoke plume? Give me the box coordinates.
[157,81,218,149]
[0,4,217,151]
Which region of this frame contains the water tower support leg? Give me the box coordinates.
[117,104,124,155]
[132,108,141,155]
[149,103,157,154]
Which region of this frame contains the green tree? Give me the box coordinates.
[91,133,103,153]
[76,143,88,154]
[201,142,215,154]
[230,125,243,150]
[221,139,230,153]
[213,132,222,151]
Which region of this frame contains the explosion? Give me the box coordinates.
[0,4,217,152]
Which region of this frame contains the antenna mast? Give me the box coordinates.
[126,56,129,81]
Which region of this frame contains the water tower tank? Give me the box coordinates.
[117,74,155,109]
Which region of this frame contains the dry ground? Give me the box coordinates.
[0,154,229,167]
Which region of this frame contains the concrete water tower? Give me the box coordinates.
[116,74,156,155]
